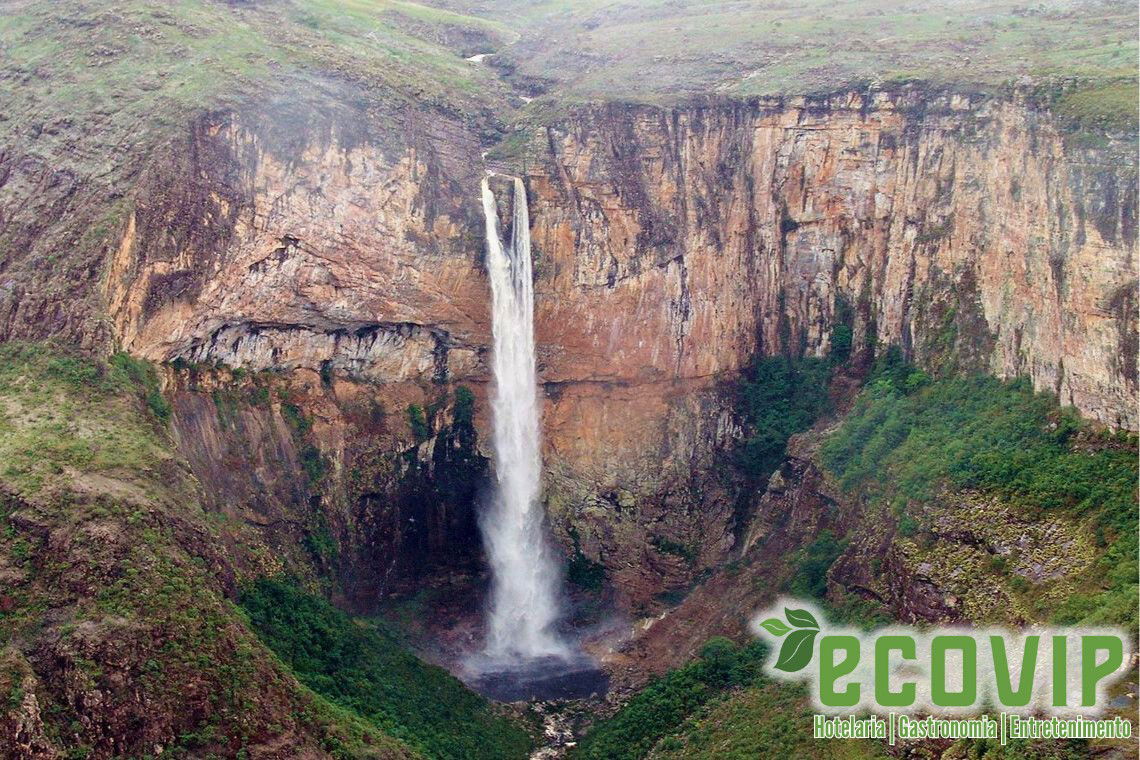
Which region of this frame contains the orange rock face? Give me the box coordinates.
[529,93,1136,425]
[522,92,1134,601]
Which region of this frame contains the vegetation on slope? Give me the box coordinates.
[648,680,887,760]
[582,344,1135,760]
[240,577,533,760]
[734,356,832,484]
[573,638,886,760]
[0,0,507,139]
[0,343,419,757]
[436,0,1137,113]
[820,350,1139,627]
[1053,78,1140,132]
[572,638,767,760]
[1,344,529,758]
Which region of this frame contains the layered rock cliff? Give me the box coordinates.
[44,87,1139,609]
[525,89,1136,604]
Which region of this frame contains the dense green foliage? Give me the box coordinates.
[821,356,1138,626]
[651,680,887,760]
[109,352,172,422]
[407,404,431,442]
[789,530,846,599]
[572,638,766,760]
[947,737,1090,759]
[735,357,832,482]
[240,578,532,760]
[453,386,476,427]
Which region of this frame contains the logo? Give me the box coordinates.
[751,598,1134,720]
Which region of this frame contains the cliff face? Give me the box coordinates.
[105,103,491,378]
[522,90,1136,603]
[94,102,499,606]
[528,91,1136,422]
[93,89,1136,608]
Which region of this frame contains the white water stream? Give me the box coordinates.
[477,174,568,661]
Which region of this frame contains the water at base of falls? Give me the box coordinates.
[465,654,609,702]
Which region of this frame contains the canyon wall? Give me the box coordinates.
[94,88,1137,607]
[524,89,1135,603]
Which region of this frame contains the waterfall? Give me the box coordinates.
[478,174,568,661]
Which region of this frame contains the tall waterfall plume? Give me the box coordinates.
[478,174,568,661]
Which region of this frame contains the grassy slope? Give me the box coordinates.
[0,0,509,200]
[0,343,415,757]
[431,0,1137,111]
[0,344,529,758]
[572,638,885,760]
[647,680,1095,760]
[0,0,508,136]
[240,578,532,760]
[3,0,1131,151]
[648,682,886,760]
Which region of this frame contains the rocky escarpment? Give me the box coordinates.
[520,88,1136,605]
[163,364,489,610]
[59,86,1138,611]
[829,491,1098,625]
[95,100,500,607]
[527,91,1136,432]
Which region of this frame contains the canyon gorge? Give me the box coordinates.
[0,1,1136,758]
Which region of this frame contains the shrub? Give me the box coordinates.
[789,530,845,599]
[299,445,326,486]
[734,357,831,483]
[453,386,475,428]
[573,639,767,760]
[567,550,607,591]
[566,526,607,591]
[651,536,697,563]
[281,402,312,436]
[406,404,430,442]
[110,353,172,422]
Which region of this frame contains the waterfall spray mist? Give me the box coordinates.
[478,174,568,661]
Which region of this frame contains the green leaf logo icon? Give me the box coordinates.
[753,603,824,674]
[759,617,791,636]
[774,629,818,672]
[754,605,823,673]
[784,608,819,630]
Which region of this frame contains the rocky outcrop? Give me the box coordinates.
[601,423,857,691]
[163,364,490,609]
[830,491,1098,626]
